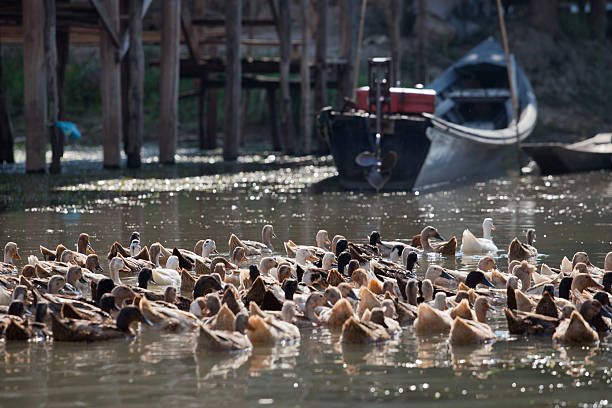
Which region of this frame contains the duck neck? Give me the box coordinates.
[304,299,320,323]
[420,236,434,253]
[483,224,492,240]
[109,266,122,285]
[3,248,11,264]
[262,231,273,250]
[475,306,487,323]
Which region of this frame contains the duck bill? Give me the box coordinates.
[435,233,445,241]
[348,290,360,301]
[309,254,319,262]
[96,265,104,274]
[272,233,277,239]
[87,244,96,254]
[211,249,219,255]
[325,239,331,246]
[481,277,496,288]
[440,269,455,280]
[79,277,88,284]
[600,307,612,319]
[140,316,154,326]
[13,251,21,261]
[120,265,131,273]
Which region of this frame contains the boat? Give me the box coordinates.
[521,133,612,175]
[318,37,538,190]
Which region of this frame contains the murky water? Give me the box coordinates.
[1,149,611,407]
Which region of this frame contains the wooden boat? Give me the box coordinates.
[318,37,537,190]
[521,133,612,175]
[415,37,537,188]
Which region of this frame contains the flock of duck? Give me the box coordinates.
[0,217,610,353]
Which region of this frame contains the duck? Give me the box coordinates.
[283,230,331,258]
[368,231,418,258]
[604,252,612,272]
[552,310,599,345]
[460,218,498,254]
[340,316,390,344]
[59,233,96,268]
[39,244,67,262]
[414,302,453,334]
[450,316,495,345]
[197,312,252,352]
[579,299,611,332]
[137,296,199,332]
[420,226,457,256]
[504,306,560,336]
[193,239,218,259]
[1,242,21,274]
[50,306,150,342]
[508,229,537,261]
[150,255,181,288]
[108,257,131,285]
[246,302,300,345]
[229,224,276,257]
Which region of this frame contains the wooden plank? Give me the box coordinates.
[23,0,47,173]
[338,0,355,105]
[159,0,181,164]
[301,0,313,153]
[45,0,61,174]
[89,0,121,48]
[223,0,241,160]
[192,18,277,27]
[278,0,296,154]
[100,0,122,168]
[126,0,144,168]
[0,43,15,164]
[181,0,201,64]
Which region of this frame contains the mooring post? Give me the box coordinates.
[205,46,218,149]
[22,0,47,173]
[266,88,282,151]
[0,43,15,164]
[338,0,356,107]
[223,0,241,160]
[300,0,313,153]
[127,0,144,168]
[56,28,69,122]
[159,0,181,164]
[100,0,122,168]
[44,0,62,174]
[314,0,328,151]
[278,0,296,154]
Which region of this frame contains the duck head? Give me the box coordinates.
[8,300,25,317]
[331,235,346,254]
[404,251,419,273]
[4,242,21,264]
[66,266,86,286]
[465,270,495,289]
[347,260,360,277]
[580,299,612,322]
[474,296,492,323]
[434,292,447,310]
[526,229,536,246]
[281,301,298,323]
[138,268,155,289]
[421,279,434,302]
[108,257,129,284]
[277,264,292,283]
[282,279,298,300]
[368,231,382,246]
[11,285,27,302]
[316,230,331,249]
[99,294,118,314]
[424,265,454,282]
[335,239,348,256]
[21,264,35,278]
[512,261,535,290]
[482,218,495,240]
[35,302,48,323]
[604,252,612,272]
[86,254,104,274]
[337,252,352,276]
[165,255,180,271]
[231,247,248,265]
[129,240,141,257]
[559,277,573,300]
[262,225,276,249]
[116,306,151,333]
[542,284,555,298]
[420,226,445,243]
[477,256,496,272]
[295,249,317,266]
[572,252,593,268]
[258,257,278,275]
[571,273,603,293]
[338,282,359,301]
[200,239,217,258]
[95,278,115,304]
[204,293,221,316]
[193,275,223,299]
[321,252,335,271]
[48,275,66,294]
[324,286,342,305]
[406,279,418,306]
[77,233,95,255]
[111,285,136,308]
[573,262,589,275]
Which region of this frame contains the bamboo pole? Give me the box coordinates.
[351,0,367,99]
[495,0,522,171]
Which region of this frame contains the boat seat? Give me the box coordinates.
[447,88,510,103]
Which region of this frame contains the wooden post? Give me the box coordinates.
[56,29,69,122]
[388,0,402,85]
[240,0,256,147]
[416,0,427,84]
[45,0,61,174]
[266,88,282,151]
[223,0,241,160]
[338,0,356,106]
[301,0,313,153]
[352,0,367,98]
[100,0,122,168]
[159,0,181,164]
[23,0,47,173]
[205,46,218,149]
[127,0,144,168]
[278,0,296,154]
[314,0,328,109]
[0,43,15,164]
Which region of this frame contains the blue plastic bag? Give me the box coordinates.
[55,121,82,140]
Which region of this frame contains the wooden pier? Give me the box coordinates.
[0,0,403,172]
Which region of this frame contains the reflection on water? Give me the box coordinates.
[0,160,611,407]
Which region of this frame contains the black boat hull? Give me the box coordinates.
[318,109,431,190]
[522,143,612,175]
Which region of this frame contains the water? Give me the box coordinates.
[1,150,611,407]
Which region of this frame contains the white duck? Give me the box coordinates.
[460,218,498,254]
[151,255,181,288]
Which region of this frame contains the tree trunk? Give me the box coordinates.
[529,0,559,34]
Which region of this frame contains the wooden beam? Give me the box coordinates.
[267,0,281,38]
[416,0,426,84]
[278,0,296,154]
[223,0,241,160]
[56,28,69,121]
[45,0,61,174]
[180,0,201,64]
[126,0,144,168]
[23,0,47,172]
[191,18,277,27]
[301,0,313,153]
[100,0,122,168]
[314,0,328,151]
[117,0,152,62]
[204,45,218,150]
[0,43,15,164]
[159,0,181,164]
[89,0,121,48]
[388,0,402,85]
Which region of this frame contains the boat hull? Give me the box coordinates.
[522,142,612,175]
[319,109,430,190]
